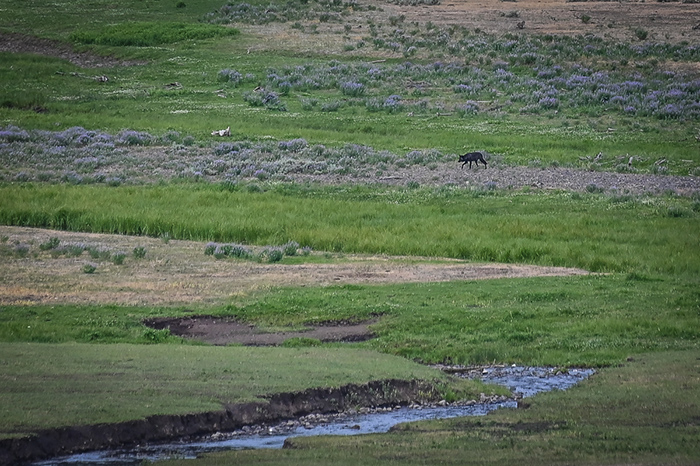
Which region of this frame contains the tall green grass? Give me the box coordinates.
[69,22,239,47]
[1,183,698,275]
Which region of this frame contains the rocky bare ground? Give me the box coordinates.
[288,162,700,196]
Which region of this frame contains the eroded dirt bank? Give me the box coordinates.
[0,379,454,466]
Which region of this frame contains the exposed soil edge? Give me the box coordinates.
[0,379,447,466]
[143,315,378,346]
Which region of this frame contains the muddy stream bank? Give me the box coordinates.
[15,366,594,466]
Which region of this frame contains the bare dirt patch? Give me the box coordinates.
[144,315,379,346]
[288,162,700,196]
[240,0,700,58]
[0,225,588,309]
[381,0,700,45]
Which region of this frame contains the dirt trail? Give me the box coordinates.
[0,226,588,308]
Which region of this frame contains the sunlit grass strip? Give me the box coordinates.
[1,273,698,367]
[0,183,698,274]
[224,274,700,366]
[0,342,473,438]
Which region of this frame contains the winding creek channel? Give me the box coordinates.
[35,366,595,466]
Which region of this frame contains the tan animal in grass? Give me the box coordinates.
[211,126,230,137]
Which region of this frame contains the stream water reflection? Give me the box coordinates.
[36,366,594,465]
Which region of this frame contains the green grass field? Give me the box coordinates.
[1,343,497,439]
[158,351,700,466]
[1,0,699,463]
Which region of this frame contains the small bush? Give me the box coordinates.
[321,101,342,112]
[82,263,97,274]
[132,246,147,259]
[116,130,153,146]
[14,244,30,258]
[259,247,284,263]
[634,28,648,41]
[209,242,253,260]
[112,252,127,265]
[143,328,171,343]
[243,90,287,111]
[39,237,60,251]
[340,81,365,97]
[218,69,243,86]
[283,241,300,256]
[65,243,87,257]
[665,207,692,218]
[455,101,479,117]
[300,97,319,110]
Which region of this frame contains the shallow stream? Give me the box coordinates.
[36,366,594,465]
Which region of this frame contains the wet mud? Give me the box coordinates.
[143,316,377,346]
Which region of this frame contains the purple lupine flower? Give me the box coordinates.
[538,97,559,109]
[383,95,403,112]
[454,84,473,94]
[340,81,365,96]
[278,138,308,151]
[219,69,242,84]
[0,126,30,142]
[456,101,479,116]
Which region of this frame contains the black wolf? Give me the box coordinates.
[459,151,487,169]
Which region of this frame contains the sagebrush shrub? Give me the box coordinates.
[82,263,97,274]
[283,241,300,256]
[112,252,127,265]
[39,237,60,251]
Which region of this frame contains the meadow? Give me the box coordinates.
[1,0,699,463]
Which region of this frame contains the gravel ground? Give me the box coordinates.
[288,162,700,196]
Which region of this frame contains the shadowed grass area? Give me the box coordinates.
[0,0,229,38]
[155,350,700,466]
[0,342,496,439]
[69,22,239,47]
